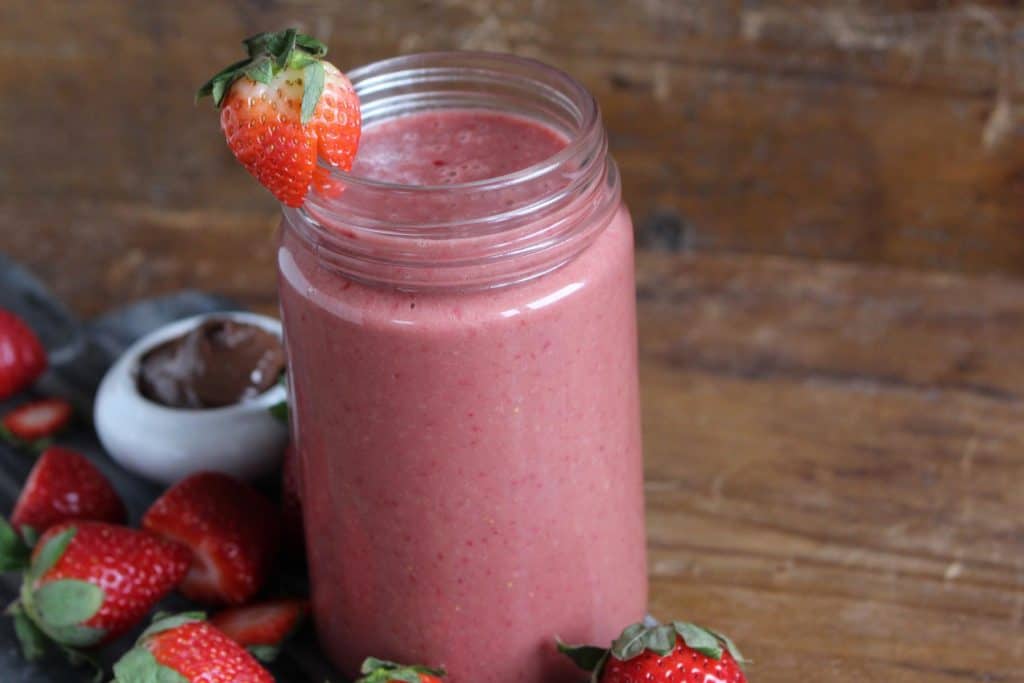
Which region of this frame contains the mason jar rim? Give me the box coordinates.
[284,50,621,291]
[310,50,601,194]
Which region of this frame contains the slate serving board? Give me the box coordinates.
[0,254,338,682]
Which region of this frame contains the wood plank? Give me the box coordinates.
[2,239,1024,680]
[637,250,1024,681]
[1,1,1023,275]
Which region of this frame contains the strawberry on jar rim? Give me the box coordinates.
[197,28,361,207]
[559,619,748,683]
[112,612,274,683]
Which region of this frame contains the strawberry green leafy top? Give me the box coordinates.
[197,28,329,124]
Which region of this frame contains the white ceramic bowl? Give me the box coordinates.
[94,312,289,485]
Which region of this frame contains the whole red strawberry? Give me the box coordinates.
[560,620,748,683]
[143,471,281,605]
[8,521,190,661]
[11,446,126,538]
[197,28,361,207]
[0,309,46,400]
[210,598,308,662]
[356,657,446,683]
[112,612,273,683]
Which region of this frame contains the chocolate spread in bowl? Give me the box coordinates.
[138,319,285,409]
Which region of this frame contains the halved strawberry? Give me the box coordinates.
[210,598,308,662]
[0,446,126,572]
[0,309,47,400]
[112,612,274,683]
[356,657,446,683]
[559,620,748,683]
[10,446,125,539]
[7,521,190,666]
[2,398,72,442]
[197,28,361,207]
[142,471,281,605]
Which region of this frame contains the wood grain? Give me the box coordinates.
[6,246,1024,681]
[637,251,1024,682]
[1,3,1024,680]
[2,0,1023,282]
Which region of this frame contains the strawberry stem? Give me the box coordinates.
[357,657,446,683]
[196,27,330,111]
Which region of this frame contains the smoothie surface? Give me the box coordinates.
[351,110,568,186]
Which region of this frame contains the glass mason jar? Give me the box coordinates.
[277,52,647,683]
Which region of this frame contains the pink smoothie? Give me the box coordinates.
[278,110,647,683]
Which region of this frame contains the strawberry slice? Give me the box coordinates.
[210,598,308,662]
[356,657,446,683]
[11,446,126,538]
[197,28,360,207]
[2,398,72,442]
[143,471,281,605]
[112,612,274,683]
[7,521,190,669]
[0,309,47,400]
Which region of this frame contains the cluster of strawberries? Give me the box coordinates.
[0,309,300,681]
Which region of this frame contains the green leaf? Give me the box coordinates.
[244,56,274,85]
[644,623,677,655]
[34,579,104,627]
[196,57,252,104]
[243,30,277,57]
[140,611,206,640]
[21,525,39,548]
[610,622,649,660]
[243,28,302,60]
[47,622,105,648]
[672,622,723,660]
[0,518,30,571]
[288,52,318,70]
[113,646,190,683]
[29,525,75,581]
[269,372,289,422]
[210,76,229,108]
[295,33,328,57]
[62,645,104,683]
[301,61,325,125]
[269,399,289,422]
[275,28,298,69]
[707,628,748,668]
[11,606,47,661]
[0,425,53,454]
[556,640,608,671]
[247,644,281,662]
[358,657,445,683]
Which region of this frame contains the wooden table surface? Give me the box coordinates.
[2,247,1023,682]
[2,2,1024,681]
[636,251,1024,682]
